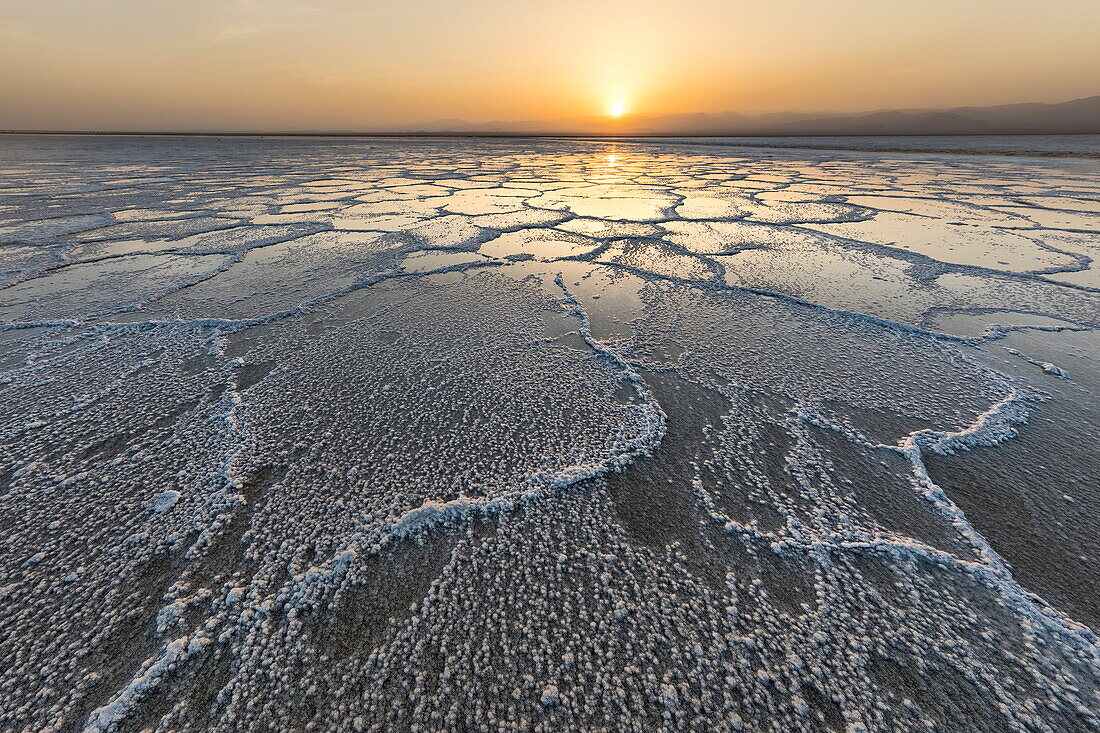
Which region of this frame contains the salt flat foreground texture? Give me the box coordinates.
[1,136,1098,732]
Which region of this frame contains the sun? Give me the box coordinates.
[608,100,627,117]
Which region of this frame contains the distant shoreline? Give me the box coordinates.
[2,130,1098,138]
[3,131,1097,159]
[612,136,1100,159]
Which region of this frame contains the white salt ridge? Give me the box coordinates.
[1006,347,1072,379]
[902,388,1035,457]
[85,632,214,733]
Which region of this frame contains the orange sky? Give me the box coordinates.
[1,0,1098,131]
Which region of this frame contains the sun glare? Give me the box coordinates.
[608,100,626,117]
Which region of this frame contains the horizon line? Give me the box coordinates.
[3,130,1099,139]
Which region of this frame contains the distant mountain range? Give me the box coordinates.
[6,96,1098,138]
[404,95,1100,136]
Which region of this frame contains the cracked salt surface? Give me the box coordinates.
[0,134,1098,732]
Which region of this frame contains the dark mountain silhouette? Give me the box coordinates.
[407,95,1100,136]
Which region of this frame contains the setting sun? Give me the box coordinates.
[608,100,627,117]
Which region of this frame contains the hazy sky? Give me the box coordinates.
[2,0,1098,131]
